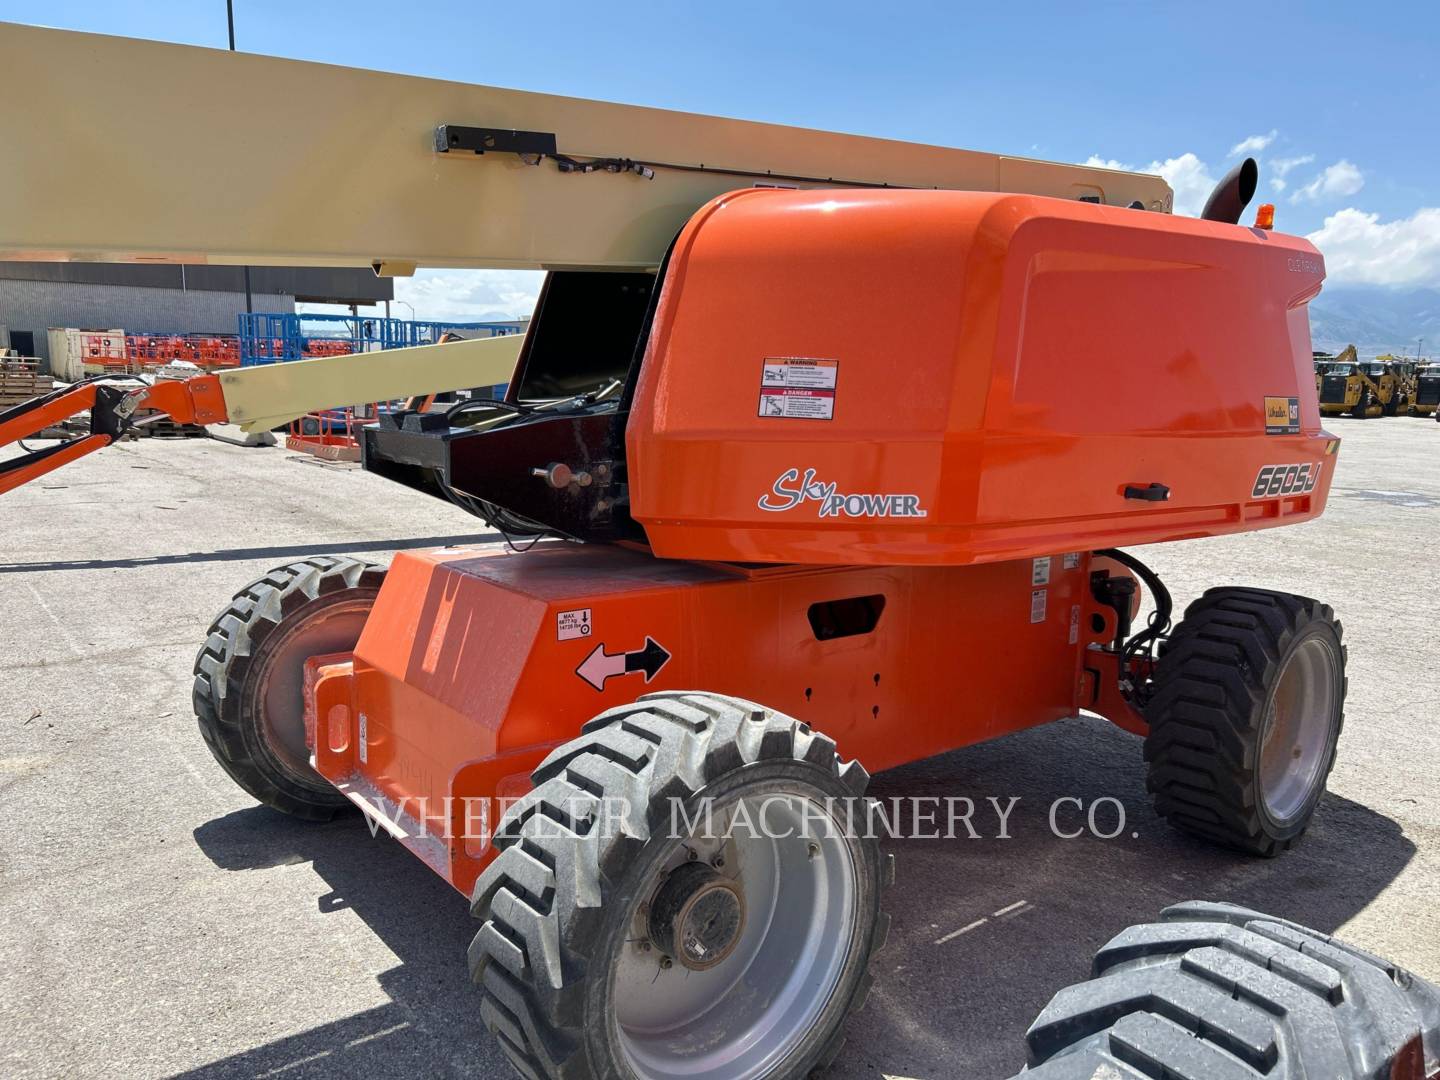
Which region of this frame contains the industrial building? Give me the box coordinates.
[0,262,391,372]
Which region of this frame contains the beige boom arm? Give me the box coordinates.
[0,22,1172,273]
[218,334,524,432]
[0,334,526,493]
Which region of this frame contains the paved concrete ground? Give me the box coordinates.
[2,417,1438,1079]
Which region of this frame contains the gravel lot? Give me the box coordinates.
[2,416,1437,1079]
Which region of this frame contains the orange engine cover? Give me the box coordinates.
[626,188,1334,565]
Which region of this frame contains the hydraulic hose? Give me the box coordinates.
[1094,548,1173,702]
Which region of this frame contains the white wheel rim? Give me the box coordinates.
[1258,634,1339,824]
[611,787,859,1079]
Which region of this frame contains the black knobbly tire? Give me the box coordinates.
[1144,587,1346,856]
[468,691,893,1080]
[192,556,386,820]
[1013,901,1440,1079]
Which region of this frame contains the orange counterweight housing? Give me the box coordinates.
[626,188,1334,566]
[306,543,1136,897]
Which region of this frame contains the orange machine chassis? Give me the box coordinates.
[305,543,1145,898]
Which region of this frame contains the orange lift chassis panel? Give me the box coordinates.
[305,544,1127,898]
[629,188,1334,564]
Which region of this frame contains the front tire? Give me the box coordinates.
[1016,901,1440,1079]
[470,691,891,1080]
[192,556,385,819]
[1144,588,1346,856]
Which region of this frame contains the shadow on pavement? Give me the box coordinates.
[0,533,500,575]
[188,807,498,1080]
[182,715,1413,1080]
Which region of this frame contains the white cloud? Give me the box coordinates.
[1081,152,1216,216]
[1291,160,1364,203]
[1271,154,1314,177]
[393,269,545,322]
[1307,207,1440,287]
[1083,155,1132,171]
[1146,153,1218,217]
[1230,130,1277,156]
[1268,154,1315,192]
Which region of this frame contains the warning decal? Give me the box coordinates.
[1264,396,1301,435]
[1030,589,1047,624]
[1031,557,1052,586]
[759,357,837,420]
[1062,553,1081,571]
[557,608,593,641]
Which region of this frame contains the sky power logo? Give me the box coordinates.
[758,467,928,519]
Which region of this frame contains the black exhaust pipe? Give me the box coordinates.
[1200,157,1259,224]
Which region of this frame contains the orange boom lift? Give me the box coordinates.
[4,23,1423,1080]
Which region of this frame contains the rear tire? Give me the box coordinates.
[1144,588,1346,856]
[469,691,891,1080]
[1015,901,1440,1079]
[192,556,385,819]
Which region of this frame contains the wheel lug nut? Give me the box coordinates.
[712,854,725,868]
[807,843,820,861]
[659,956,673,970]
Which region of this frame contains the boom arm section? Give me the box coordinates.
[0,335,523,494]
[0,23,1171,272]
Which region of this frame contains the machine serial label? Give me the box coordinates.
[759,358,837,420]
[1062,553,1081,570]
[557,608,593,641]
[758,468,927,518]
[1251,462,1320,499]
[1264,396,1301,435]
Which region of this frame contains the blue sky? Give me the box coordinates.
[3,1,1436,318]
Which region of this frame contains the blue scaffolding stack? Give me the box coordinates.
[238,313,522,364]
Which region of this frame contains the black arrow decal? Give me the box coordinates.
[576,636,672,691]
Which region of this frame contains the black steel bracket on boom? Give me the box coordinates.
[434,124,558,157]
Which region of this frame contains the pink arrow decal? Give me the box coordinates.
[575,637,671,692]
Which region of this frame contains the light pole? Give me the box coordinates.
[226,1,253,317]
[394,299,416,321]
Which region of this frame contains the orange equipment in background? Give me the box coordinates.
[128,334,246,371]
[300,339,356,359]
[124,333,242,371]
[76,331,128,372]
[285,405,374,462]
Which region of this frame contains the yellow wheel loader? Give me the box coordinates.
[1415,362,1440,417]
[1316,345,1402,418]
[1378,354,1418,411]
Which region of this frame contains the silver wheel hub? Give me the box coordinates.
[1259,634,1339,824]
[611,787,859,1080]
[648,862,746,971]
[256,599,371,790]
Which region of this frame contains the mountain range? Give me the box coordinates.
[1308,286,1440,358]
